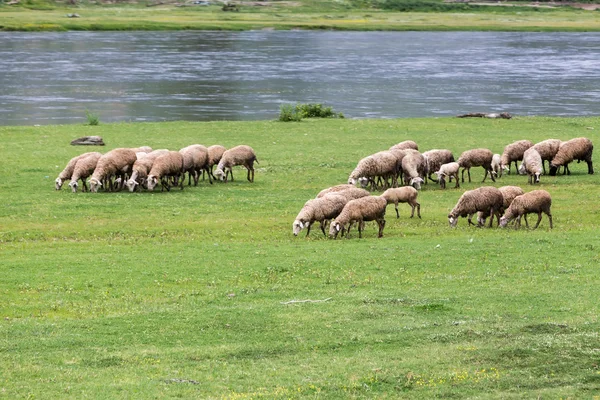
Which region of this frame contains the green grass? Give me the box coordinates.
[1,117,600,398]
[2,0,600,31]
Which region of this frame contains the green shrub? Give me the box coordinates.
[278,103,344,122]
[278,104,302,122]
[85,110,100,126]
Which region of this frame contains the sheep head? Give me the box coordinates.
[347,177,357,185]
[89,177,102,193]
[126,178,138,192]
[292,219,306,236]
[68,180,78,193]
[146,176,158,191]
[534,172,541,184]
[448,213,459,227]
[409,177,424,190]
[55,177,63,190]
[329,221,343,239]
[499,216,510,228]
[214,167,226,181]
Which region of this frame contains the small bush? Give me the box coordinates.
[85,110,100,126]
[278,104,302,122]
[278,103,344,122]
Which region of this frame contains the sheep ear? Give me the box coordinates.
[335,224,341,232]
[299,221,304,229]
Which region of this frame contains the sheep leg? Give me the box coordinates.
[205,167,213,184]
[461,168,466,183]
[305,222,313,237]
[416,202,421,219]
[319,221,329,237]
[428,172,438,183]
[377,218,385,238]
[230,169,234,181]
[439,177,446,189]
[251,167,255,183]
[523,214,529,228]
[453,173,460,188]
[547,212,553,229]
[467,168,471,183]
[515,216,521,229]
[358,221,366,239]
[467,214,476,226]
[489,168,496,182]
[482,168,488,183]
[395,202,400,218]
[564,163,570,175]
[588,160,594,174]
[180,173,185,190]
[193,170,200,186]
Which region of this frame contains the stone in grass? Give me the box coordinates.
[70,136,105,146]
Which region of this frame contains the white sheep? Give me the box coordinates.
[549,137,594,176]
[477,185,524,226]
[500,190,553,229]
[214,145,258,183]
[180,144,212,186]
[448,186,504,228]
[457,148,496,183]
[501,140,534,174]
[329,195,387,239]
[491,153,502,178]
[147,151,185,192]
[55,152,97,190]
[125,149,169,192]
[521,147,543,184]
[89,148,137,193]
[381,186,421,218]
[206,145,227,180]
[422,149,454,183]
[401,150,426,190]
[68,152,102,193]
[532,139,562,174]
[348,151,398,190]
[293,194,348,237]
[435,162,460,189]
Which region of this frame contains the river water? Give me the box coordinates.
[1,31,599,125]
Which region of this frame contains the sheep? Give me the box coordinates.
[401,150,426,190]
[89,148,137,193]
[348,151,398,190]
[457,148,496,183]
[521,147,543,184]
[448,186,504,228]
[499,190,553,229]
[422,149,454,183]
[213,145,258,183]
[292,194,348,237]
[500,140,534,174]
[130,146,153,154]
[329,195,387,239]
[316,184,356,198]
[180,144,212,186]
[532,139,562,174]
[491,153,502,178]
[327,187,371,202]
[549,137,594,176]
[381,186,421,218]
[387,148,410,183]
[67,152,102,193]
[125,149,169,192]
[434,162,460,189]
[206,145,227,180]
[477,185,524,226]
[146,151,185,192]
[390,140,418,151]
[55,152,98,190]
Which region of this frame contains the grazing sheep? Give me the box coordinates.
[457,148,496,183]
[329,195,387,239]
[180,144,212,186]
[67,152,102,193]
[206,145,227,180]
[501,140,534,174]
[381,186,421,218]
[491,153,502,178]
[532,139,562,174]
[125,149,169,192]
[521,147,543,184]
[500,190,553,229]
[422,149,454,183]
[55,152,98,190]
[401,150,426,190]
[293,194,348,237]
[348,151,399,190]
[448,186,504,228]
[387,148,410,183]
[89,148,137,193]
[214,145,258,183]
[549,137,594,176]
[477,185,524,226]
[435,162,460,189]
[390,140,418,151]
[147,151,185,192]
[316,184,356,198]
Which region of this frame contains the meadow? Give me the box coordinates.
[1,116,600,398]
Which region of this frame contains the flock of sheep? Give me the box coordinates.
[55,144,258,193]
[293,137,594,239]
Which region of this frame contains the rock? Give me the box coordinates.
[70,136,105,146]
[66,13,80,18]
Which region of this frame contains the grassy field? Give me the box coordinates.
[2,0,600,31]
[1,116,600,398]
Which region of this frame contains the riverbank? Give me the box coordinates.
[1,117,599,398]
[2,3,600,31]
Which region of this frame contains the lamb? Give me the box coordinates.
[491,153,502,178]
[67,152,102,193]
[89,148,137,193]
[213,145,258,183]
[180,144,212,186]
[434,162,460,189]
[532,139,562,174]
[381,186,421,218]
[292,194,348,237]
[146,151,185,192]
[500,140,534,174]
[549,137,593,176]
[521,147,543,184]
[55,152,98,190]
[422,149,454,183]
[390,140,418,151]
[401,150,426,190]
[477,185,524,226]
[316,184,356,198]
[448,186,504,227]
[499,190,553,229]
[125,149,169,192]
[457,148,496,183]
[329,195,387,239]
[206,145,227,180]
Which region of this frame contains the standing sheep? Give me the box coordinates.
[293,194,348,237]
[448,186,504,227]
[549,137,593,176]
[532,139,562,174]
[180,144,212,186]
[125,149,169,192]
[401,150,426,190]
[521,147,543,184]
[214,145,258,183]
[55,152,98,190]
[348,151,398,190]
[147,151,185,192]
[500,140,534,175]
[89,148,137,193]
[500,190,553,229]
[329,195,387,239]
[457,148,496,183]
[422,149,454,183]
[68,152,102,193]
[491,153,502,178]
[206,145,227,180]
[381,186,421,218]
[477,185,524,226]
[390,140,418,151]
[435,162,460,189]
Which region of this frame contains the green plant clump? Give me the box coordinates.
[279,103,343,121]
[85,110,100,125]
